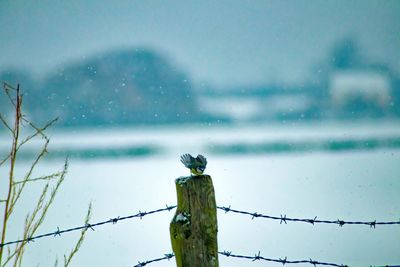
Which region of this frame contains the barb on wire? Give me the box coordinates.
[0,205,177,248]
[133,253,174,267]
[217,206,400,227]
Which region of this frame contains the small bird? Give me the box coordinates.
[180,153,207,176]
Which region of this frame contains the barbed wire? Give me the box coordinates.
[133,253,174,267]
[219,251,346,267]
[217,206,400,227]
[132,251,400,267]
[1,203,399,266]
[1,203,399,248]
[0,205,176,248]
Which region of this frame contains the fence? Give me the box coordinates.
[0,203,399,267]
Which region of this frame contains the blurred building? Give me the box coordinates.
[197,87,315,123]
[329,70,391,108]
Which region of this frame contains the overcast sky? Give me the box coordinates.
[1,0,399,87]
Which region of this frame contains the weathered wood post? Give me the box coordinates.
[170,175,218,267]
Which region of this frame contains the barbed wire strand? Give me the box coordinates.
[0,205,400,247]
[1,203,399,267]
[219,251,350,267]
[133,253,174,267]
[132,251,400,267]
[1,204,399,248]
[217,206,400,227]
[0,205,176,248]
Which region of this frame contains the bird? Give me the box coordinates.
[180,153,207,176]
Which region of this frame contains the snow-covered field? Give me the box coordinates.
[1,122,400,266]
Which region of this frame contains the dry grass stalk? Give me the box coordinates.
[0,82,90,267]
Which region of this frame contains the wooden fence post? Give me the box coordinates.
[170,175,218,267]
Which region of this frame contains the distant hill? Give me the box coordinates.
[1,48,217,126]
